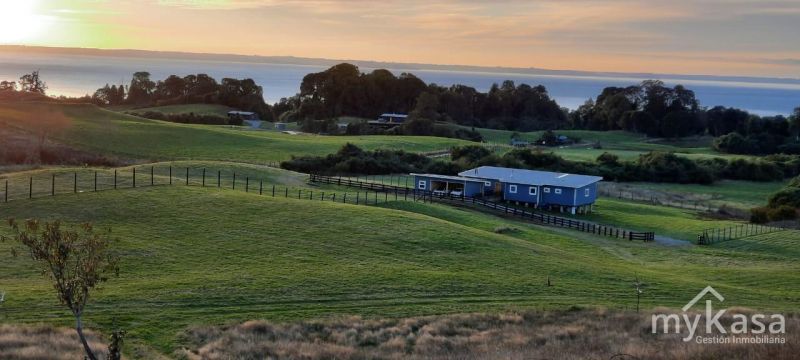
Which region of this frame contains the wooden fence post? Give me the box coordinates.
[114,170,117,189]
[94,172,97,192]
[246,177,249,192]
[272,185,275,197]
[4,180,7,202]
[151,166,154,186]
[169,166,172,185]
[233,173,236,189]
[133,167,136,188]
[202,169,206,187]
[74,172,77,194]
[51,174,55,196]
[259,180,263,195]
[185,167,189,186]
[217,170,221,188]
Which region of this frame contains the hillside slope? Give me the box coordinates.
[0,186,797,353]
[0,102,468,163]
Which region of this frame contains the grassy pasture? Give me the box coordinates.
[0,185,797,355]
[449,124,740,162]
[0,102,469,163]
[584,198,742,240]
[601,179,786,210]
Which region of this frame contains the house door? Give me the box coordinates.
[494,182,502,193]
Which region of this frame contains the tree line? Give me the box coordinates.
[282,143,800,185]
[91,72,272,120]
[273,63,567,135]
[4,67,799,156]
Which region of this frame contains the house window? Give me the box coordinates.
[509,185,517,194]
[418,180,426,190]
[484,181,492,187]
[529,187,537,195]
[585,188,590,197]
[554,188,562,194]
[543,187,551,193]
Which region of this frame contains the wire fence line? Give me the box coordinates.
[597,186,719,213]
[309,174,655,242]
[697,224,784,245]
[0,165,416,207]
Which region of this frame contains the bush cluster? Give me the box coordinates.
[751,175,800,223]
[280,143,454,175]
[129,111,239,125]
[450,146,800,184]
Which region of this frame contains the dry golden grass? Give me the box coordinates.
[0,324,110,360]
[178,308,798,360]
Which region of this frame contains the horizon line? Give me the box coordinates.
[3,44,800,85]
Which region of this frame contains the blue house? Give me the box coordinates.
[457,166,602,214]
[411,173,488,197]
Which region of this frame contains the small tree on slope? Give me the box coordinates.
[2,219,119,360]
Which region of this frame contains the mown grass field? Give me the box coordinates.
[0,102,469,163]
[0,183,798,355]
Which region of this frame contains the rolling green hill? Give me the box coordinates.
[0,102,469,163]
[0,184,797,355]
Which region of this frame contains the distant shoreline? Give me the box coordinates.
[3,45,799,86]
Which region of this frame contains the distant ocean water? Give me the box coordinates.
[1,51,798,116]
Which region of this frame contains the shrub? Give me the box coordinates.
[750,207,770,224]
[767,205,798,222]
[767,187,800,208]
[130,111,232,125]
[493,226,519,234]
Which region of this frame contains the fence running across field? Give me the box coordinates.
[0,165,654,242]
[597,186,719,213]
[697,224,784,245]
[309,174,655,242]
[0,165,425,207]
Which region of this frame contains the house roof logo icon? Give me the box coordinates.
[682,286,724,312]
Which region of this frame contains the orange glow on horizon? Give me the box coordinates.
[1,0,798,78]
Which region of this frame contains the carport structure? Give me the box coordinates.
[411,173,487,196]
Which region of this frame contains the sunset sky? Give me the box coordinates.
[1,0,799,77]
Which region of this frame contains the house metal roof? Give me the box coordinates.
[411,173,487,183]
[458,166,602,188]
[379,113,408,118]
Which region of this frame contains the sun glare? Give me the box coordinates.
[0,0,46,44]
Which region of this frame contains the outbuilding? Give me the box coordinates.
[411,173,487,197]
[457,166,602,214]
